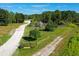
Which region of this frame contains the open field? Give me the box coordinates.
[0,23,21,45]
[13,26,73,56]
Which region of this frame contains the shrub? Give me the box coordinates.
[67,23,77,28]
[45,20,57,31]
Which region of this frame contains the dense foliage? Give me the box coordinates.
[28,10,79,25]
[29,29,41,40]
[23,29,41,48]
[45,20,57,31]
[0,9,9,25]
[15,13,24,23]
[0,8,79,26]
[0,8,25,25]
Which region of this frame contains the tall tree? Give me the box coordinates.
[15,13,24,23]
[54,10,61,24]
[8,12,16,23]
[45,20,57,31]
[0,8,9,25]
[29,29,41,47]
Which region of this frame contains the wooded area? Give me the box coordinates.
[0,8,25,26]
[0,8,79,26]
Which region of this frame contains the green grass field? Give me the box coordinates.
[13,25,73,56]
[0,23,21,45]
[50,26,79,56]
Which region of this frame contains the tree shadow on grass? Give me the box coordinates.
[22,36,36,41]
[22,36,36,48]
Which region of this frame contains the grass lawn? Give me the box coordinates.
[50,26,79,56]
[0,23,21,45]
[13,25,73,56]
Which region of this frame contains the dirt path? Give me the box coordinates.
[0,20,30,56]
[33,36,63,56]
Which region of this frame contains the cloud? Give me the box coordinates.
[32,9,40,12]
[32,4,49,8]
[0,5,13,8]
[55,5,67,8]
[6,6,12,8]
[0,5,13,10]
[42,8,51,11]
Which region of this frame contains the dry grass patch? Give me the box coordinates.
[0,23,21,45]
[0,23,21,35]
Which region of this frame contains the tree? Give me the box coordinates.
[45,20,57,31]
[23,29,41,48]
[8,12,16,23]
[29,29,41,47]
[15,13,24,23]
[54,10,62,24]
[0,8,9,26]
[29,29,40,40]
[41,11,52,23]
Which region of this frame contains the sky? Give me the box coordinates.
[0,3,79,15]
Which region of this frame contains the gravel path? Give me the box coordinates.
[33,36,63,56]
[0,20,30,56]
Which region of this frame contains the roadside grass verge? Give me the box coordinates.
[14,26,73,56]
[0,23,21,45]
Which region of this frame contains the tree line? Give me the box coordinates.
[27,10,79,31]
[0,8,26,26]
[0,8,79,26]
[28,10,79,25]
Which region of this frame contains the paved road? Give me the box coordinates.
[33,36,63,56]
[0,20,31,56]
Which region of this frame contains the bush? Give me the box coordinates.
[67,23,77,28]
[0,19,8,26]
[29,29,41,39]
[45,20,57,31]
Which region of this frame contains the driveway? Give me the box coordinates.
[0,20,30,56]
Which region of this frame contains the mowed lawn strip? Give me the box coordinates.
[14,26,73,56]
[0,23,21,45]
